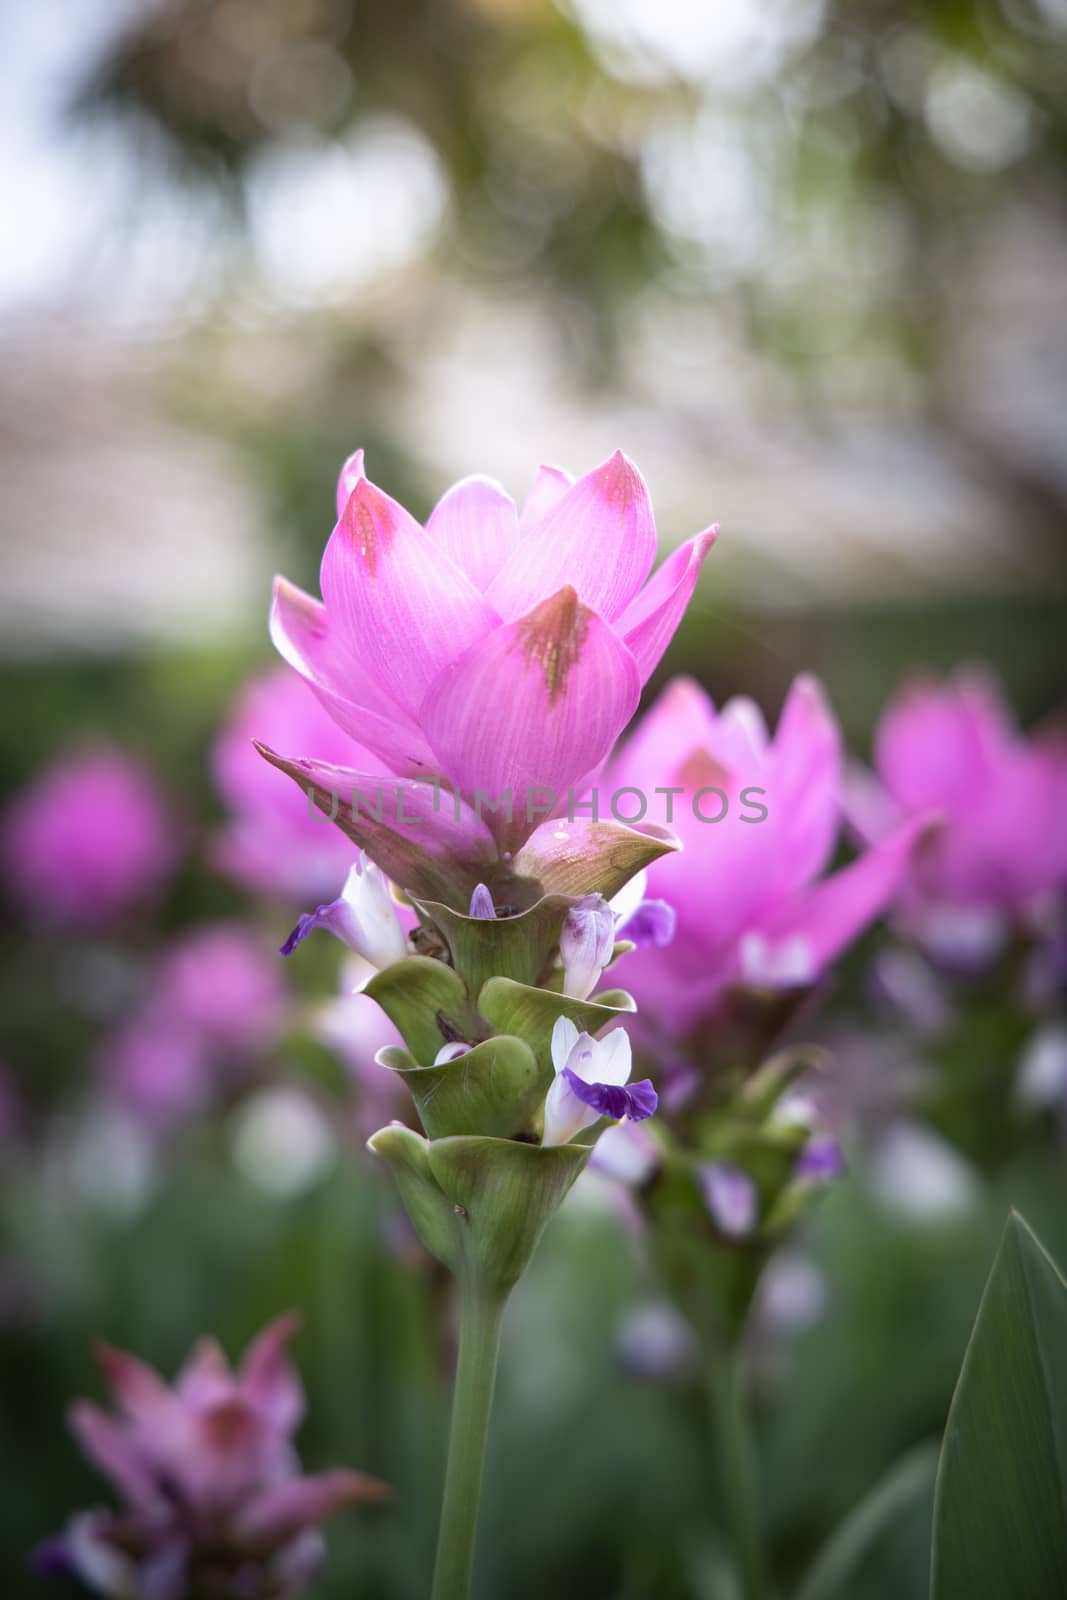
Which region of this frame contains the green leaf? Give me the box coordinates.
[367,1128,591,1288]
[365,1124,464,1273]
[477,975,635,1079]
[794,1444,937,1600]
[930,1211,1067,1599]
[375,1035,544,1141]
[428,1135,592,1289]
[511,817,680,900]
[413,894,573,994]
[364,955,483,1064]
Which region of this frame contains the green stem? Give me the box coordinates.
[431,1277,509,1600]
[706,1344,768,1600]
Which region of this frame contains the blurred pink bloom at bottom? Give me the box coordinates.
[35,1314,389,1600]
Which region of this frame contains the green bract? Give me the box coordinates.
[367,1126,592,1291]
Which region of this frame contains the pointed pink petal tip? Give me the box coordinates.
[335,448,366,517]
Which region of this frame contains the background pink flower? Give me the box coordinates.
[212,666,373,902]
[2,746,178,930]
[608,676,922,1035]
[849,667,1067,935]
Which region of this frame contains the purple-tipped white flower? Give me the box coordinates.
[560,895,616,1000]
[36,1315,389,1600]
[281,853,407,974]
[699,1162,758,1238]
[561,873,677,1001]
[542,1016,656,1147]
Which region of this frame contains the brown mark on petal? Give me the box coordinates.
[679,749,735,793]
[515,586,590,706]
[341,484,394,578]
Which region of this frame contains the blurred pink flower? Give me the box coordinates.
[153,925,288,1053]
[607,676,924,1034]
[262,449,717,889]
[311,961,409,1137]
[36,1314,389,1600]
[2,747,178,930]
[848,668,1067,946]
[104,925,288,1127]
[212,667,371,902]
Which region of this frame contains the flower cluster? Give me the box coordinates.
[36,1316,388,1600]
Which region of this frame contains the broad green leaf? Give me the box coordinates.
[364,955,483,1064]
[375,1034,544,1141]
[794,1445,937,1600]
[512,816,680,900]
[368,1127,591,1288]
[477,975,635,1079]
[428,1135,592,1289]
[931,1211,1067,1599]
[413,893,573,993]
[365,1124,464,1273]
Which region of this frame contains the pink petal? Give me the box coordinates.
[174,1336,232,1407]
[69,1402,155,1506]
[486,451,658,623]
[237,1311,304,1433]
[321,477,500,719]
[615,526,719,684]
[420,586,641,850]
[95,1345,171,1422]
[519,464,573,532]
[271,577,437,774]
[426,475,520,592]
[769,675,843,892]
[875,674,1001,813]
[752,817,929,971]
[255,744,498,906]
[609,676,720,792]
[234,1469,391,1550]
[335,449,365,518]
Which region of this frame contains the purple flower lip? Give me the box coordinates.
[622,898,676,949]
[280,910,319,956]
[797,1135,846,1182]
[562,1067,657,1123]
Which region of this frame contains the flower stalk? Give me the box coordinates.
[431,1278,510,1600]
[707,1343,768,1600]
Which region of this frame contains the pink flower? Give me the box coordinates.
[607,676,924,1034]
[153,925,288,1054]
[212,667,374,902]
[848,668,1067,944]
[261,450,716,901]
[35,1315,389,1600]
[2,747,178,930]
